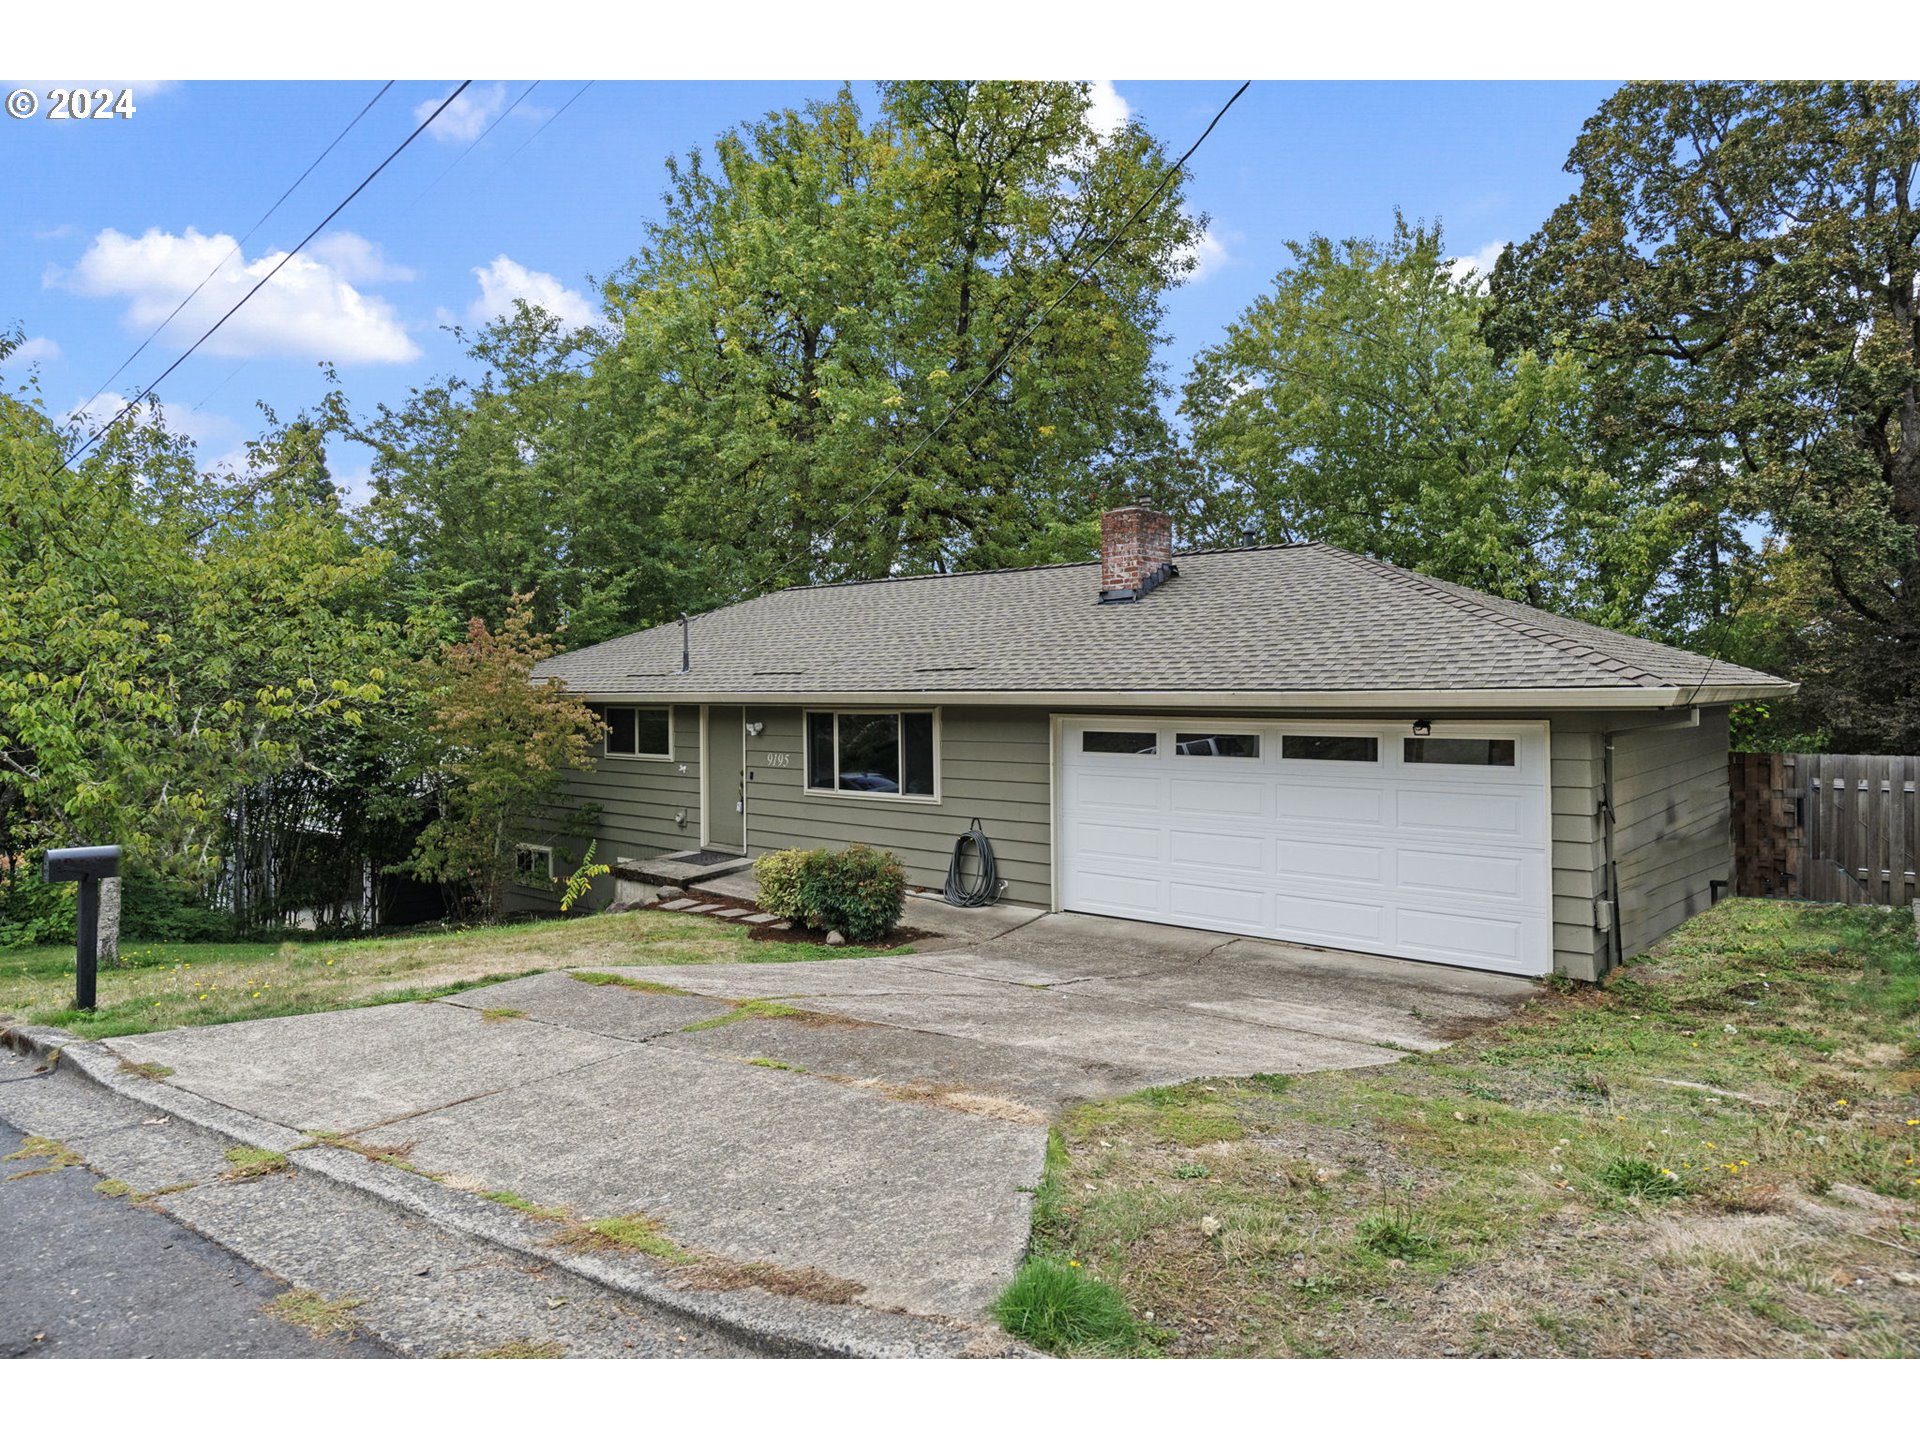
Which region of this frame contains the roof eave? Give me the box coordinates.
[550,681,1797,710]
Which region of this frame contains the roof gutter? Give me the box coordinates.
[556,682,1796,710]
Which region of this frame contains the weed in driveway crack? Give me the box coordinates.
[221,1145,291,1180]
[569,972,695,997]
[4,1135,84,1179]
[550,1212,695,1263]
[264,1288,363,1339]
[680,998,872,1033]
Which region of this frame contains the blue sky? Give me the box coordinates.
[2,79,1617,498]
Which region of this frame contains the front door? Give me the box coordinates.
[705,706,746,852]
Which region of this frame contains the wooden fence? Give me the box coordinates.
[1729,752,1919,906]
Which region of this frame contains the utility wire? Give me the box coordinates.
[756,79,1251,595]
[503,80,593,165]
[67,81,395,431]
[55,81,473,475]
[417,80,541,200]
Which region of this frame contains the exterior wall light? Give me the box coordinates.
[1411,718,1432,736]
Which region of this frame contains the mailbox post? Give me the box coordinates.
[41,846,122,1012]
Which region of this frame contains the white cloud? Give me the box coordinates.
[55,226,419,364]
[415,83,508,142]
[304,232,413,284]
[1085,81,1131,137]
[1448,240,1508,291]
[8,335,61,365]
[468,255,598,331]
[1176,222,1228,283]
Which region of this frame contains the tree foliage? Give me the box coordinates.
[595,81,1204,594]
[1183,218,1694,625]
[403,596,603,920]
[0,358,397,879]
[1486,81,1920,749]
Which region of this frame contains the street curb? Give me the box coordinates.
[1,1021,1027,1359]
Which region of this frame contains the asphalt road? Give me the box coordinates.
[0,1106,386,1359]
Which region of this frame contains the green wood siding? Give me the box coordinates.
[742,705,1054,907]
[508,705,703,912]
[1612,707,1732,959]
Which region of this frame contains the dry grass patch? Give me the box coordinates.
[677,1258,865,1305]
[1014,900,1920,1357]
[264,1288,362,1339]
[0,908,866,1041]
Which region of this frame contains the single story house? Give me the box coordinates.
[522,506,1793,980]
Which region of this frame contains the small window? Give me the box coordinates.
[805,711,937,797]
[515,844,552,883]
[1404,737,1516,767]
[602,705,671,758]
[1175,732,1260,758]
[1283,735,1379,763]
[1082,730,1158,755]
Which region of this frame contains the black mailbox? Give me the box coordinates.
[42,845,122,882]
[40,844,123,1011]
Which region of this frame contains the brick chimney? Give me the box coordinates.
[1098,505,1176,603]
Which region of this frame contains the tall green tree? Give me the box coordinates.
[0,357,399,885]
[1183,219,1689,624]
[1485,81,1920,749]
[599,81,1205,593]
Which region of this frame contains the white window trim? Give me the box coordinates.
[802,707,942,804]
[601,704,675,761]
[514,843,553,884]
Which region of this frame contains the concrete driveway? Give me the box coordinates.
[106,909,1536,1322]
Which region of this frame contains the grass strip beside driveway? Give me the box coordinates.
[0,909,903,1040]
[1006,899,1920,1358]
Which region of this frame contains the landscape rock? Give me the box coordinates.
[825,930,845,947]
[657,886,685,902]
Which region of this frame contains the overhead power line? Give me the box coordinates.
[56,81,473,475]
[759,79,1251,594]
[418,80,541,200]
[67,81,396,432]
[504,81,594,165]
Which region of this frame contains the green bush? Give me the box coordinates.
[755,844,906,943]
[992,1258,1139,1355]
[752,847,819,924]
[0,862,75,948]
[796,844,905,943]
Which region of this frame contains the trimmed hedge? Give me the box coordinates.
[753,844,906,943]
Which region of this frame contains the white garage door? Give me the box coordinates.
[1058,718,1552,975]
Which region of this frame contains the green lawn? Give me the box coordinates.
[1006,899,1920,1358]
[0,909,901,1040]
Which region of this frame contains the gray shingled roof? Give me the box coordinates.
[532,542,1792,702]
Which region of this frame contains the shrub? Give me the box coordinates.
[756,844,906,943]
[991,1258,1139,1355]
[798,843,906,943]
[753,847,819,924]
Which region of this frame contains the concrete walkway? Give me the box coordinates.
[101,907,1537,1324]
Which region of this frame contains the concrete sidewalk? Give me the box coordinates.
[90,908,1535,1328]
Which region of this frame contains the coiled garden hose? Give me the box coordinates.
[943,818,999,907]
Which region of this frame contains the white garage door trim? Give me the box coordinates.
[1052,715,1553,976]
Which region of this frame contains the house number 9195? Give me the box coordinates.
[764,752,792,767]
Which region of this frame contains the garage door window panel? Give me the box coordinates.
[1083,730,1158,755]
[1175,732,1260,758]
[1404,737,1516,767]
[1282,734,1378,763]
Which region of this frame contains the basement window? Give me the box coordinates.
[515,844,553,884]
[805,711,938,799]
[598,705,672,759]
